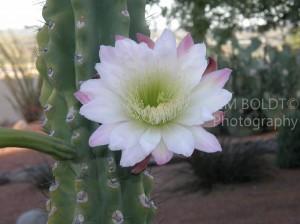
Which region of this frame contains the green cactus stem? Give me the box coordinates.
[0,0,156,223]
[0,128,75,160]
[127,0,150,39]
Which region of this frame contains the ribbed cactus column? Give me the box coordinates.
[127,0,150,39]
[35,0,156,223]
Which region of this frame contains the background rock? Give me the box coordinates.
[16,209,47,224]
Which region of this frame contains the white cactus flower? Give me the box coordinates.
[75,29,232,167]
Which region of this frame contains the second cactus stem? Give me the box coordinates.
[36,0,156,223]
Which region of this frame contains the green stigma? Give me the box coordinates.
[125,72,188,125]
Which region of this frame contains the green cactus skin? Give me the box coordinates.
[127,0,150,39]
[0,128,75,159]
[37,0,156,223]
[0,0,156,222]
[0,0,156,224]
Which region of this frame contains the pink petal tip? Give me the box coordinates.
[152,149,173,166]
[203,111,225,128]
[177,33,194,56]
[131,156,151,174]
[136,33,155,49]
[204,57,218,75]
[215,68,232,85]
[74,91,91,104]
[115,35,127,41]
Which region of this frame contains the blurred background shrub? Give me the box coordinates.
[0,32,42,123]
[189,141,273,190]
[218,40,300,136]
[153,0,300,44]
[277,111,300,168]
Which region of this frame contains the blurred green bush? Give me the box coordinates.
[277,111,300,168]
[190,142,273,190]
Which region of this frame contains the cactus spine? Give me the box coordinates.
[2,0,157,223]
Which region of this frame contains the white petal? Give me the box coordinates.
[202,111,224,128]
[154,29,177,60]
[109,122,146,151]
[178,107,214,126]
[139,127,161,154]
[115,38,137,53]
[179,43,207,89]
[162,124,195,157]
[195,68,232,96]
[178,89,232,126]
[100,45,117,63]
[115,38,152,70]
[97,38,136,65]
[152,142,173,165]
[198,89,232,112]
[120,144,148,167]
[89,124,118,147]
[79,94,127,124]
[190,126,222,153]
[97,45,154,94]
[95,62,125,94]
[78,79,109,100]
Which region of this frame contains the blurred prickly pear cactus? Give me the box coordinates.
[216,37,300,137]
[0,0,156,223]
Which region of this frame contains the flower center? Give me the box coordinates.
[125,73,188,126]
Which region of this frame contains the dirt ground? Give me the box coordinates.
[0,148,300,224]
[152,163,300,224]
[0,148,53,224]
